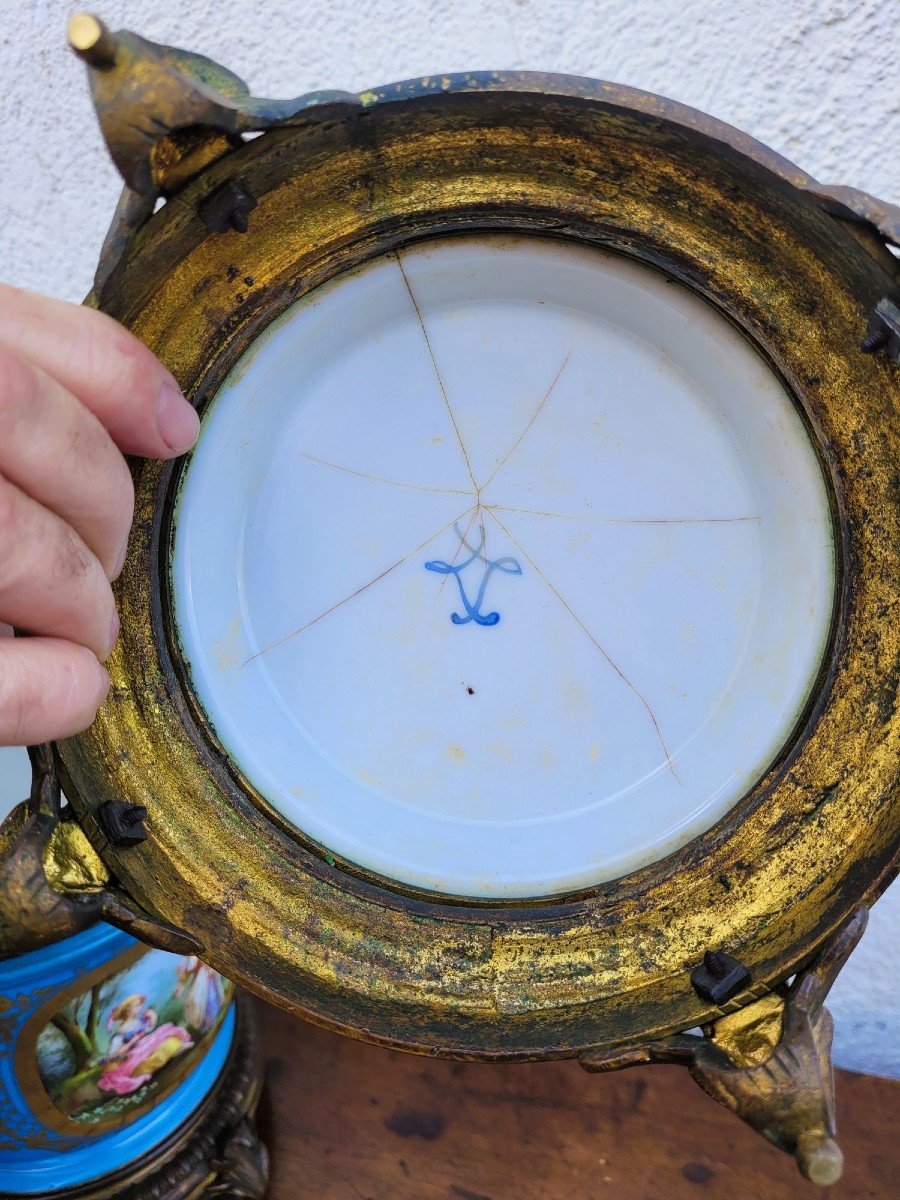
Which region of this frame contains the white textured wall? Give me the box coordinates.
[0,0,897,1077]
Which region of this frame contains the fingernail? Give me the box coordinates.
[155,381,200,454]
[108,608,120,656]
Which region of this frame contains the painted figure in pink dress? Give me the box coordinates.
[98,994,193,1096]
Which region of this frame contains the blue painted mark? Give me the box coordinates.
[425,522,522,626]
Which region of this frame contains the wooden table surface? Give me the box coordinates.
[257,1002,898,1200]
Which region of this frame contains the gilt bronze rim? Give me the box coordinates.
[56,74,899,1059]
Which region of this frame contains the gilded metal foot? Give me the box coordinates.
[207,1119,269,1199]
[0,745,202,958]
[581,910,867,1186]
[66,12,361,297]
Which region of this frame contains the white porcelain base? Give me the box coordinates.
[171,235,834,898]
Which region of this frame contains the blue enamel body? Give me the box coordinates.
[0,922,234,1195]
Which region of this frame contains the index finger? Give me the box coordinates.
[0,283,199,459]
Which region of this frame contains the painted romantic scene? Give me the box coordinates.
[35,949,232,1126]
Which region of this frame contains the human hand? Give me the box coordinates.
[0,284,199,745]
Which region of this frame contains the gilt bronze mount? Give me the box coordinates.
[1,14,897,1186]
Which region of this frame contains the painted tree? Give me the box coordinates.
[47,980,117,1103]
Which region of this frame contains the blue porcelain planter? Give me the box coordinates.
[0,922,236,1196]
